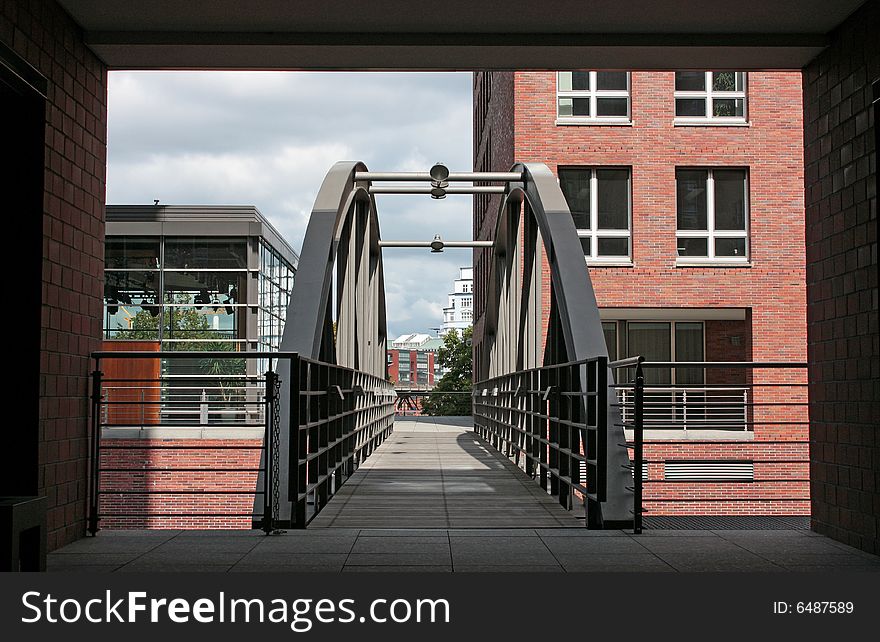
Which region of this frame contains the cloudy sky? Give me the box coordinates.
[106,71,473,339]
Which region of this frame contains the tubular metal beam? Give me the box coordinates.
[378,240,494,248]
[355,171,523,182]
[369,185,507,194]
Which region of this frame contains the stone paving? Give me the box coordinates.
[48,526,880,573]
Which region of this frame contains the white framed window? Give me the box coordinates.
[558,167,632,263]
[556,71,631,124]
[676,168,749,263]
[674,72,747,124]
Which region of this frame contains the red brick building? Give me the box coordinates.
[473,70,810,515]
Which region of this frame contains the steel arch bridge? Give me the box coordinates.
[269,160,632,529]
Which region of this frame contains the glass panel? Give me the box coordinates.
[597,169,629,229]
[105,304,160,340]
[164,238,247,269]
[570,71,591,90]
[712,98,744,117]
[712,71,744,92]
[105,237,160,269]
[602,322,618,361]
[675,98,706,117]
[713,169,747,230]
[597,237,629,257]
[596,72,627,90]
[676,169,708,230]
[677,237,708,257]
[161,305,236,340]
[558,72,572,91]
[163,270,245,304]
[675,322,704,385]
[627,322,671,385]
[558,169,591,229]
[579,237,592,256]
[558,97,590,116]
[675,71,705,91]
[715,237,747,257]
[596,97,628,116]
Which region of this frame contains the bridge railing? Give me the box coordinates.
[610,358,809,534]
[472,357,608,527]
[87,351,395,534]
[289,356,396,526]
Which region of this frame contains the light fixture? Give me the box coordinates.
[224,296,234,315]
[430,235,444,253]
[429,163,449,182]
[430,163,449,199]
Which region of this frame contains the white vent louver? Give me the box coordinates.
[663,461,754,481]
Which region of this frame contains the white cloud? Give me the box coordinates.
[107,70,474,338]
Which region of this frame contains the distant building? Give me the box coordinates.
[387,333,445,387]
[441,267,474,335]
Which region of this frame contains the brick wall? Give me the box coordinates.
[803,0,879,554]
[475,70,809,515]
[473,71,515,378]
[1,0,108,550]
[98,440,261,529]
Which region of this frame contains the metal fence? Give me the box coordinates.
[473,357,608,527]
[289,356,396,526]
[610,358,809,534]
[88,351,395,533]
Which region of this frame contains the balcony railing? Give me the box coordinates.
[617,386,750,431]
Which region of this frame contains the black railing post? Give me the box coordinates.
[262,361,277,534]
[290,355,306,528]
[633,358,645,535]
[87,360,103,536]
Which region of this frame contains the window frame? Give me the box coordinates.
[673,71,748,126]
[556,71,632,125]
[558,166,633,264]
[675,167,750,265]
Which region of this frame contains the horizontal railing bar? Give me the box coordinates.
[99,468,265,472]
[97,445,265,450]
[355,171,523,182]
[98,490,262,495]
[96,513,263,517]
[635,361,808,368]
[93,351,299,360]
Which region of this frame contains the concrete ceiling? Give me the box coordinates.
[58,0,867,70]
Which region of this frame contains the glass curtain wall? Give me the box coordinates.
[103,235,295,425]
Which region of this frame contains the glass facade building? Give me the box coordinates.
[102,206,298,410]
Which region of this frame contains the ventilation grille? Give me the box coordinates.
[664,461,754,481]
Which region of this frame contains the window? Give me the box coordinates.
[625,321,704,385]
[676,168,749,262]
[559,167,631,262]
[674,72,747,124]
[557,71,631,124]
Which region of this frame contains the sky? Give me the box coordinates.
[106,71,473,339]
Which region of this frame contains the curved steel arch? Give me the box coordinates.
[271,161,389,525]
[480,162,632,526]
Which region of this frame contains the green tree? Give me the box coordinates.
[422,327,473,416]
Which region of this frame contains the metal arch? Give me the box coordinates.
[480,162,632,526]
[282,161,387,373]
[269,161,389,525]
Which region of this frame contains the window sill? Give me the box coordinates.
[555,118,633,126]
[587,261,633,268]
[674,119,750,127]
[676,260,752,268]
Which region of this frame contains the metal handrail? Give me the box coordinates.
[610,358,809,535]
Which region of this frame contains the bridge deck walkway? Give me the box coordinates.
[309,416,580,529]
